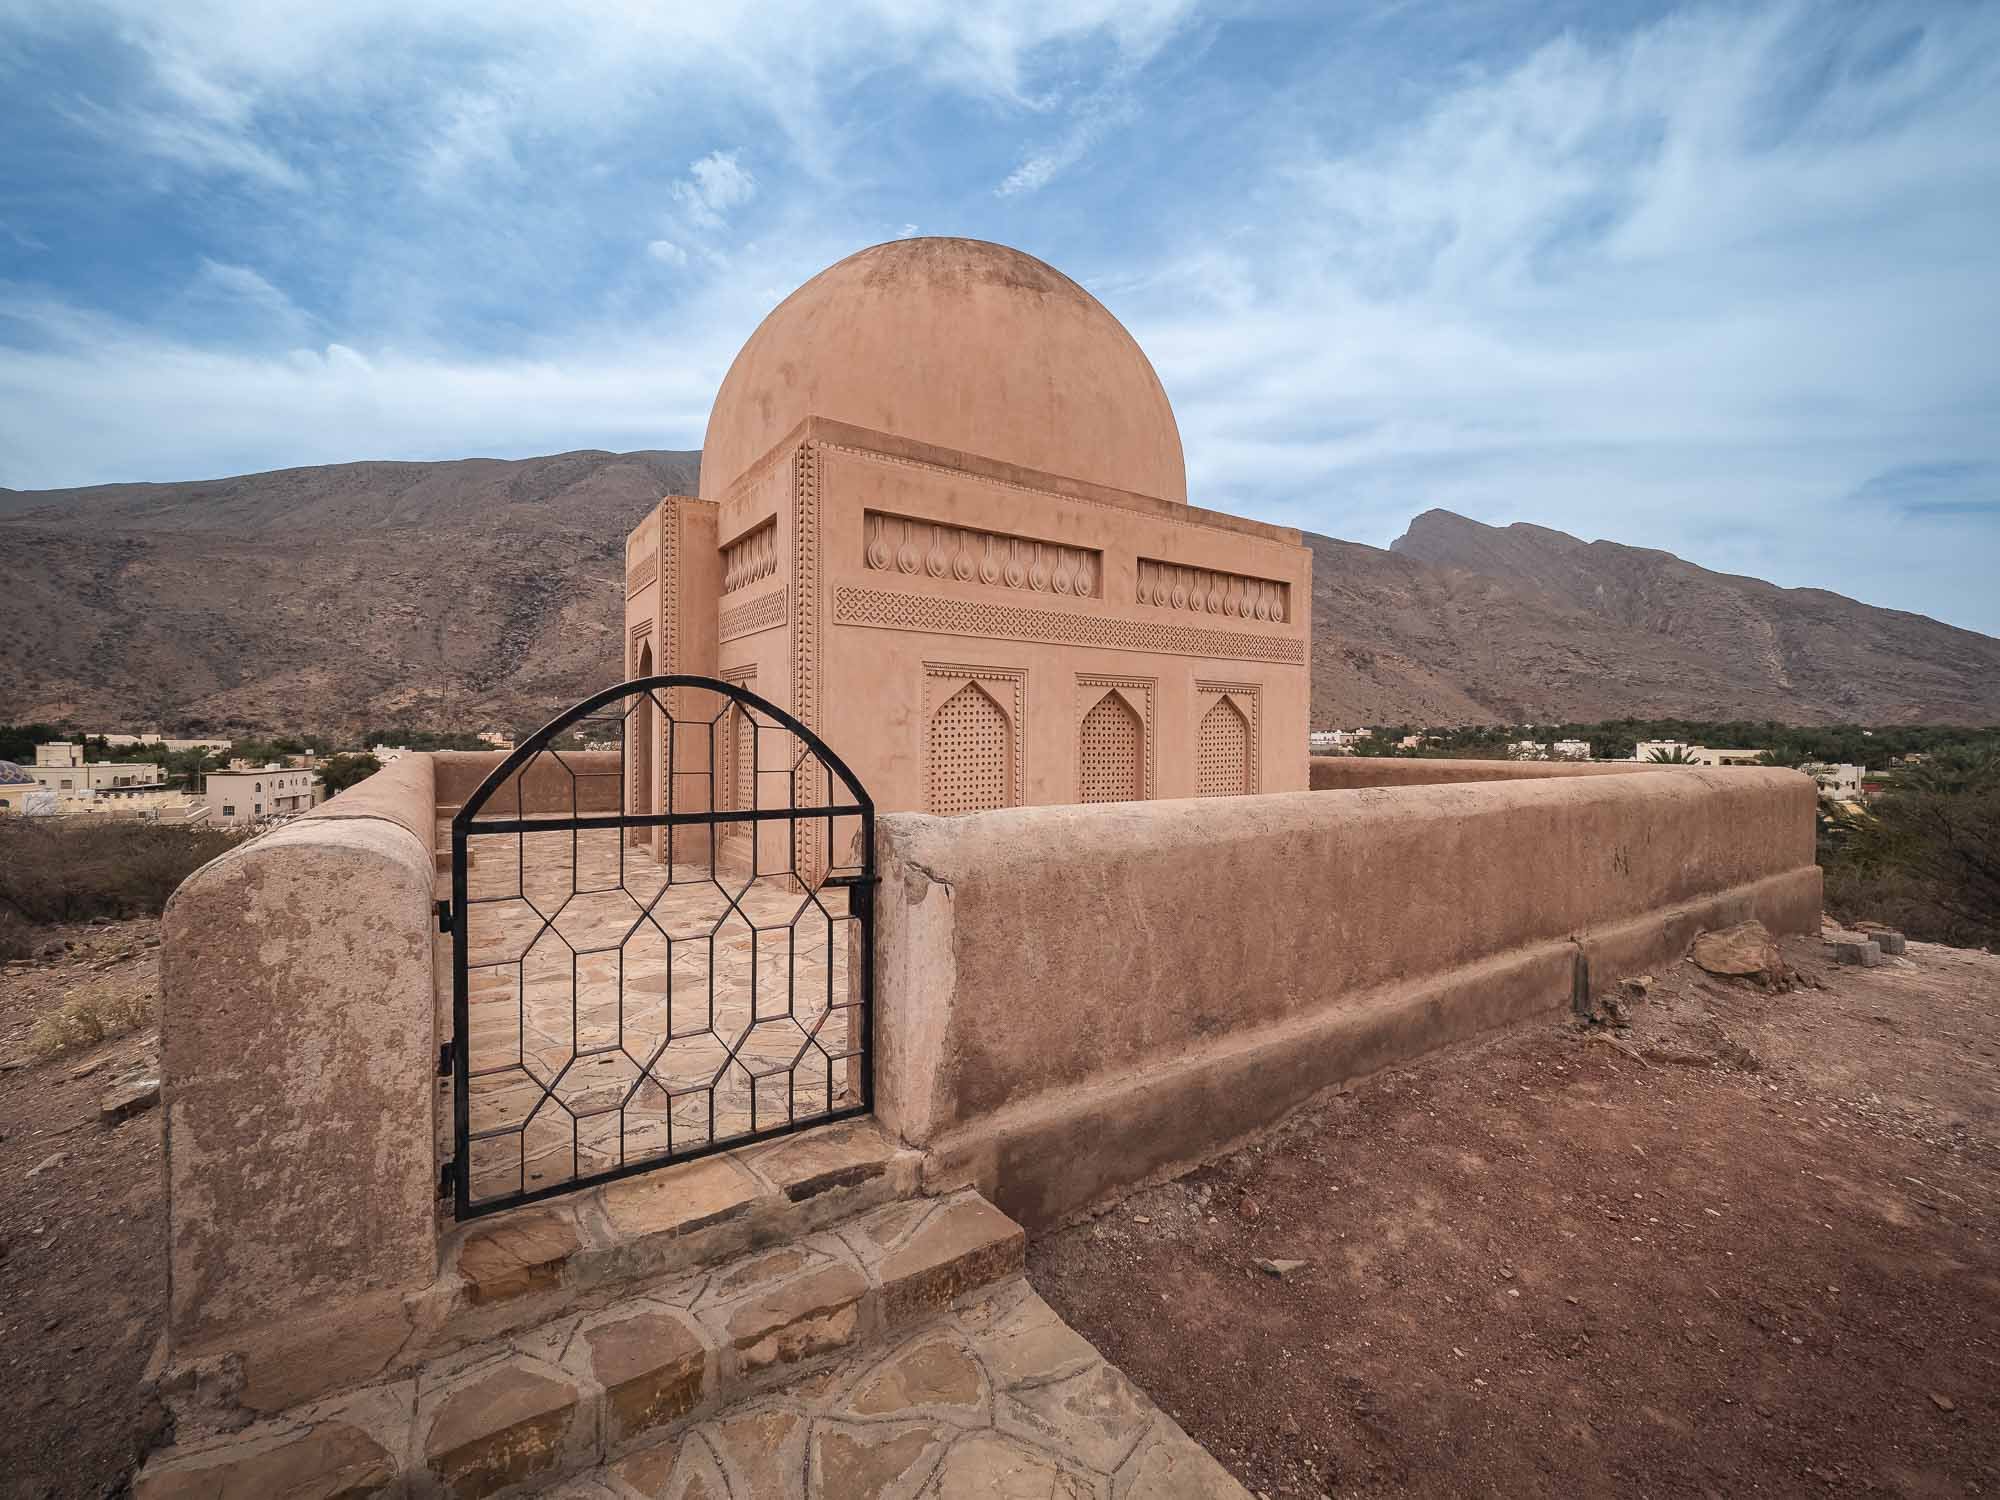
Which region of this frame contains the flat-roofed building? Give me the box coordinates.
[1634,740,1767,766]
[28,742,169,803]
[201,766,319,827]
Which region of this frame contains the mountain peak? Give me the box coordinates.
[1,451,1995,732]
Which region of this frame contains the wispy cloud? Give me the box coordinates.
[997,94,1139,196]
[673,151,756,228]
[0,0,1995,633]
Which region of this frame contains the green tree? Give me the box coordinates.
[1645,745,1701,764]
[320,753,382,797]
[1826,749,2000,948]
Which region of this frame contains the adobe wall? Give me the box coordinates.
[433,749,624,814]
[160,751,440,1365]
[874,767,1821,1229]
[1308,755,1675,788]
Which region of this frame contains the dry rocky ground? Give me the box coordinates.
[0,918,167,1500]
[1,919,1994,1499]
[1031,931,2000,1498]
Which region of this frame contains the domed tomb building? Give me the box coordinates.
[622,238,1310,842]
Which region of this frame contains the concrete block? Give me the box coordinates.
[1831,937,1885,967]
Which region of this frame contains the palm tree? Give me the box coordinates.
[1645,746,1701,764]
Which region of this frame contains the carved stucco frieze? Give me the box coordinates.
[863,511,1099,600]
[832,586,1305,665]
[1136,558,1288,623]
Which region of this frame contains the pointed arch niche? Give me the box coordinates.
[628,630,656,848]
[1075,674,1155,803]
[923,662,1025,816]
[1194,680,1260,798]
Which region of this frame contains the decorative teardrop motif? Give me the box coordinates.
[858,511,1115,600]
[1134,557,1287,624]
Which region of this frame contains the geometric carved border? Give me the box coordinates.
[1195,678,1260,795]
[792,444,824,879]
[833,585,1304,665]
[924,661,1025,811]
[1076,673,1155,800]
[720,588,787,642]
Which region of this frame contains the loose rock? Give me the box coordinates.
[1691,921,1783,982]
[1256,1259,1308,1277]
[101,1076,162,1124]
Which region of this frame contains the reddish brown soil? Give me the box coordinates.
[3,919,1995,1499]
[0,919,167,1500]
[1031,934,2000,1499]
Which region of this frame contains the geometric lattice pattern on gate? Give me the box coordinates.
[1079,690,1142,803]
[1196,697,1251,798]
[448,676,874,1219]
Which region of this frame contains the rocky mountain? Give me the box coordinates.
[1338,509,2000,725]
[1,454,1994,733]
[0,451,698,734]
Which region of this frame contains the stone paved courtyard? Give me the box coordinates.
[459,819,861,1205]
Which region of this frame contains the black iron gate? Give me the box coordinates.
[443,676,874,1220]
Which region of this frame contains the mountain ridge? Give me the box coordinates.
[1,450,1994,733]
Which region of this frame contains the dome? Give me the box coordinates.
[700,238,1185,503]
[0,761,33,785]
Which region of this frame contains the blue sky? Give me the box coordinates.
[2,0,1997,634]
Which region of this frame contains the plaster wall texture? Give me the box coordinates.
[874,768,1821,1229]
[161,750,439,1352]
[1309,756,1678,789]
[706,415,1311,822]
[701,237,1187,506]
[624,494,726,864]
[434,749,624,815]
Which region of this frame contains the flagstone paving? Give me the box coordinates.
[560,1277,1248,1500]
[454,819,862,1206]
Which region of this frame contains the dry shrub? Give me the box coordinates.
[0,818,239,927]
[28,988,155,1059]
[0,909,33,963]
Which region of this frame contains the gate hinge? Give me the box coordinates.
[437,1159,455,1200]
[436,898,453,933]
[437,1039,455,1078]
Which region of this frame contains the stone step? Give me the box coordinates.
[158,1121,924,1425]
[562,1277,1248,1499]
[136,1189,1032,1500]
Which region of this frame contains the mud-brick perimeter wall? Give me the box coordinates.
[161,751,441,1357]
[874,767,1821,1230]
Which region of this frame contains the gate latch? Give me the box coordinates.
[436,898,453,933]
[436,1159,455,1200]
[437,1040,455,1078]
